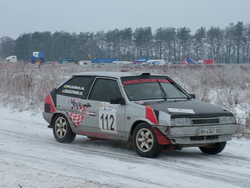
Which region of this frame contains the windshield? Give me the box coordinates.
[121,76,189,101]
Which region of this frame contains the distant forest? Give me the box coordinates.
[1,21,250,64]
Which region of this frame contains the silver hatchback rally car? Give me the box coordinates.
[43,71,239,158]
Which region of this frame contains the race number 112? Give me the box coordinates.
[99,112,117,133]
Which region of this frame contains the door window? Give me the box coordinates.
[89,79,122,102]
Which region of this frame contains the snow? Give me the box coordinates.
[1,106,250,188]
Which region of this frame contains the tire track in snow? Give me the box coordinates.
[1,120,250,188]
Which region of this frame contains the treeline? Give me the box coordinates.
[1,21,250,63]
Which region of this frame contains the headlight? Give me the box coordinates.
[171,118,192,126]
[219,116,236,124]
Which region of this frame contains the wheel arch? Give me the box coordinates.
[129,120,147,138]
[129,120,172,145]
[49,112,77,133]
[129,120,147,136]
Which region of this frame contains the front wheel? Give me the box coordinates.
[199,142,226,155]
[52,114,76,143]
[132,123,161,158]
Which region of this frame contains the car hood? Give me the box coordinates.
[142,99,233,118]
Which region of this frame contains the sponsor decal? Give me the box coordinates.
[167,108,195,114]
[123,79,170,85]
[100,102,117,112]
[61,84,85,96]
[62,89,83,96]
[66,98,87,127]
[63,84,85,90]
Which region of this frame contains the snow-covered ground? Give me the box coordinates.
[1,106,250,188]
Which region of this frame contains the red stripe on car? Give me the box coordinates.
[44,94,56,112]
[145,105,159,125]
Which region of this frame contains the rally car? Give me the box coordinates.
[43,71,239,158]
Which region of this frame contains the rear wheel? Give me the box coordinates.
[199,142,226,155]
[52,114,76,143]
[132,123,161,158]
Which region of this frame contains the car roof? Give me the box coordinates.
[72,71,160,78]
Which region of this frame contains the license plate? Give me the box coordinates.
[197,128,222,136]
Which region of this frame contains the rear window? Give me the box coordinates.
[57,76,94,99]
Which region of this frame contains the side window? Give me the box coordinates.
[89,78,122,102]
[57,76,94,99]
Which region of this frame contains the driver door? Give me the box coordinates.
[81,78,126,140]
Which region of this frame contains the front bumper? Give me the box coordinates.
[159,124,239,146]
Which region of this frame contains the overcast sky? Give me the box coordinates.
[1,0,250,39]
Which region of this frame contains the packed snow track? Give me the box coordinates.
[0,108,250,188]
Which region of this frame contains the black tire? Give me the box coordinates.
[132,123,161,158]
[199,142,226,155]
[52,114,76,143]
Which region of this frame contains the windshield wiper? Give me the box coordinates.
[157,80,167,101]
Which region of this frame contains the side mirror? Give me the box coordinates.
[189,94,196,99]
[110,97,126,105]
